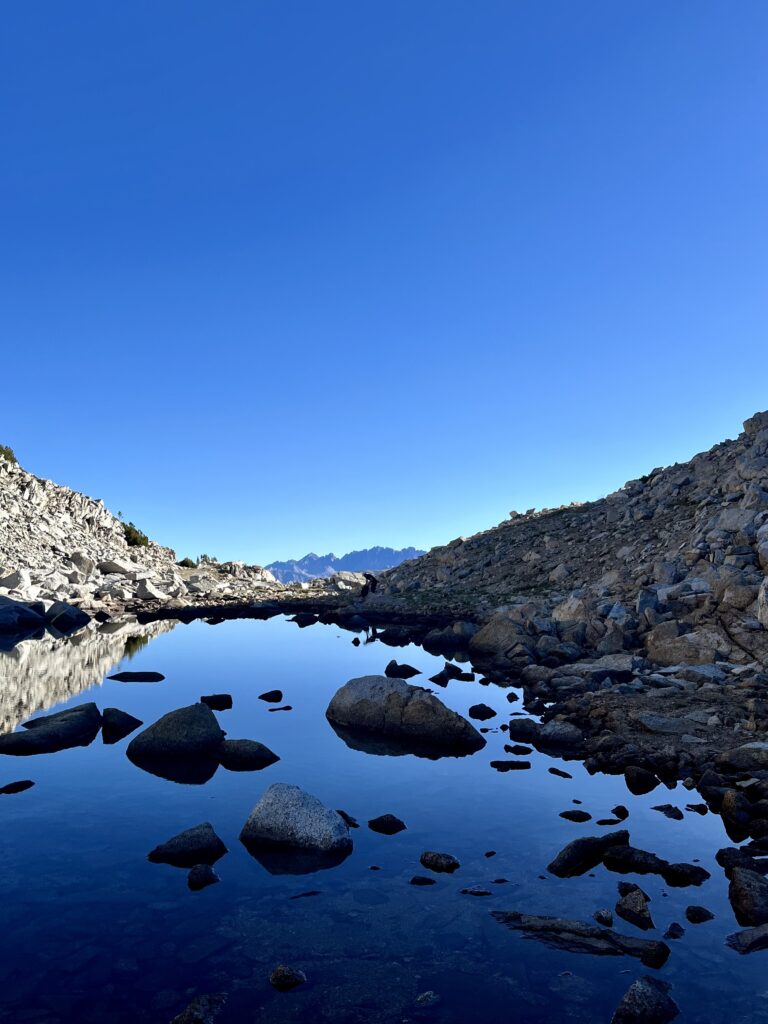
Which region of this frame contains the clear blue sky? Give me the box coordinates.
[2,2,767,564]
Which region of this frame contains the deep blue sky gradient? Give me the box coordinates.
[2,2,767,562]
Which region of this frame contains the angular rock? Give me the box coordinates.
[610,976,679,1024]
[727,923,768,954]
[101,707,143,744]
[624,766,660,795]
[187,864,220,891]
[615,885,654,931]
[548,830,629,877]
[201,694,232,711]
[127,704,225,764]
[148,822,228,868]
[218,739,279,772]
[384,660,421,679]
[258,689,283,703]
[729,866,768,926]
[468,703,496,721]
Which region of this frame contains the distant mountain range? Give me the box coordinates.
[266,546,425,584]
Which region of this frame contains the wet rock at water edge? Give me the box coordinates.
[240,783,352,874]
[101,707,143,745]
[652,804,684,821]
[664,922,685,940]
[610,976,679,1024]
[685,905,714,924]
[491,759,531,771]
[0,779,34,795]
[506,719,541,743]
[368,814,406,835]
[290,612,317,628]
[491,912,670,968]
[560,810,592,823]
[549,767,572,779]
[593,909,613,927]
[108,671,165,683]
[200,694,232,711]
[727,923,768,954]
[624,767,660,796]
[326,675,485,757]
[547,830,629,877]
[729,867,768,926]
[188,864,220,891]
[469,703,496,721]
[410,875,436,886]
[384,660,421,679]
[259,690,283,703]
[269,964,307,991]
[615,884,654,931]
[148,823,228,868]
[169,992,227,1023]
[218,739,279,772]
[420,851,460,874]
[0,702,102,756]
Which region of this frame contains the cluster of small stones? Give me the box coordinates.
[0,455,365,622]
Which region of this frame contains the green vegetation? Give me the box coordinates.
[0,444,17,465]
[123,634,150,660]
[178,557,196,568]
[123,521,149,547]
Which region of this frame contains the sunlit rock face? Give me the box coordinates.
[0,618,175,734]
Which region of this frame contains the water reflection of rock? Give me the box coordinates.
[328,720,482,760]
[0,619,176,734]
[240,838,353,875]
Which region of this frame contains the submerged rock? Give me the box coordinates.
[187,864,220,891]
[610,976,679,1023]
[420,851,460,874]
[491,912,670,967]
[410,875,437,886]
[148,822,228,868]
[685,905,714,924]
[468,703,496,721]
[615,885,654,931]
[560,810,592,823]
[326,675,485,757]
[169,993,227,1024]
[269,964,307,991]
[0,702,102,755]
[218,739,279,772]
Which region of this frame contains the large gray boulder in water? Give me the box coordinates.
[325,675,485,756]
[240,783,351,853]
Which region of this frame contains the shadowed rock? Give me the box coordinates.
[610,976,679,1023]
[148,822,228,868]
[384,660,421,679]
[727,922,768,954]
[102,707,143,744]
[0,702,102,755]
[0,779,34,794]
[326,675,485,757]
[201,694,232,711]
[188,864,220,891]
[729,867,768,926]
[127,704,225,783]
[547,830,629,877]
[368,813,406,835]
[170,992,227,1023]
[491,911,670,968]
[218,739,279,772]
[108,671,165,682]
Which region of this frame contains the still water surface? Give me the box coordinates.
[0,617,765,1022]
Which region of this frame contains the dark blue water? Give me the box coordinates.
[0,617,764,1023]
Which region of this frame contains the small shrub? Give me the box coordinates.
[123,521,149,547]
[0,444,17,465]
[178,557,196,568]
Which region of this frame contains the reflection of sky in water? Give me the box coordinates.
[0,617,764,1023]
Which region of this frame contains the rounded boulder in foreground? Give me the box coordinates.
[240,783,352,852]
[325,675,485,756]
